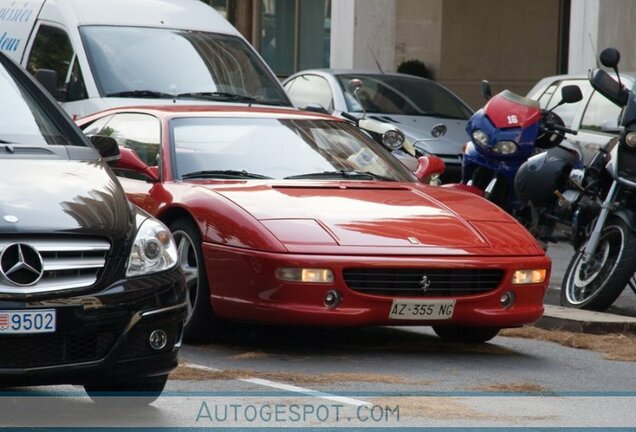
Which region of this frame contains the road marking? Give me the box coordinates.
[240,377,371,407]
[182,362,370,407]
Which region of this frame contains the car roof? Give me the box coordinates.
[77,105,342,123]
[64,0,239,34]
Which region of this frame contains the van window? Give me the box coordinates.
[80,26,290,106]
[26,25,87,102]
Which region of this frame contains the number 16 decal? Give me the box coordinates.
[507,115,518,124]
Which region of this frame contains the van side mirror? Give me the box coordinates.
[589,68,629,107]
[480,80,492,101]
[88,135,120,163]
[115,147,160,182]
[34,69,61,100]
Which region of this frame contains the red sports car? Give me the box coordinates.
[77,106,550,343]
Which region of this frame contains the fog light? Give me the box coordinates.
[149,329,168,350]
[500,291,516,309]
[512,269,547,284]
[324,290,342,308]
[276,268,335,283]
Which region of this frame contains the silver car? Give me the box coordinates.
[283,70,473,182]
[527,73,636,164]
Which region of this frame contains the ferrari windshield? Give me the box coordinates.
[0,63,72,146]
[171,117,413,181]
[337,74,472,119]
[80,26,290,106]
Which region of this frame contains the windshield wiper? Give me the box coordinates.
[0,139,14,144]
[176,92,259,104]
[284,170,396,181]
[181,170,273,180]
[106,90,176,99]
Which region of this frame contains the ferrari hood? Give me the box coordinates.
[206,182,542,255]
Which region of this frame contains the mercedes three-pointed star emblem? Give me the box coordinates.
[0,243,44,286]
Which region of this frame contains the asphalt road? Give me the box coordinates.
[9,324,636,428]
[7,242,636,429]
[546,241,636,316]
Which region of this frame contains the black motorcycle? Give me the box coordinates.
[515,48,636,311]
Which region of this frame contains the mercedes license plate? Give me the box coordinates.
[389,299,455,320]
[0,310,56,334]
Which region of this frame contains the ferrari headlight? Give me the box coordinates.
[512,269,547,285]
[471,129,489,147]
[382,129,405,150]
[493,141,518,154]
[625,132,636,148]
[126,218,177,277]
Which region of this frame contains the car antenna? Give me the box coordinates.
[367,43,384,74]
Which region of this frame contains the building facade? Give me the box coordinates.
[206,0,635,109]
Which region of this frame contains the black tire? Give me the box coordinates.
[561,217,636,311]
[170,218,216,342]
[432,326,500,343]
[84,375,168,405]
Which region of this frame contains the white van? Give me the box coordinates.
[0,0,291,118]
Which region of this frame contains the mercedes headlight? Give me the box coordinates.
[492,141,518,155]
[127,218,177,277]
[471,129,489,148]
[382,129,405,150]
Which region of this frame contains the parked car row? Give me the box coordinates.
[0,0,573,405]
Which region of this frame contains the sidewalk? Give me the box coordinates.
[537,304,636,335]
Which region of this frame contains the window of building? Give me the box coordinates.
[259,0,331,75]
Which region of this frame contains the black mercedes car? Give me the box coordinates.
[0,52,186,402]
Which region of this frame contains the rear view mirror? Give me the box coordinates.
[560,85,583,104]
[348,78,363,95]
[114,147,159,182]
[600,48,621,69]
[414,155,445,183]
[88,135,120,163]
[34,69,61,100]
[589,69,629,107]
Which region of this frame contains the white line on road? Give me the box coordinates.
[239,377,371,407]
[182,362,370,407]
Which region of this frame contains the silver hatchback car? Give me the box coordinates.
[527,73,636,164]
[283,70,474,182]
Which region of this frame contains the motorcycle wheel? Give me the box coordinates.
[561,217,636,311]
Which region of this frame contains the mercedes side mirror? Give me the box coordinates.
[88,135,120,164]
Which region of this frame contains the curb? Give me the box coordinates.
[535,305,636,335]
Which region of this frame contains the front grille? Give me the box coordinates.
[0,237,110,294]
[0,325,121,368]
[343,268,505,297]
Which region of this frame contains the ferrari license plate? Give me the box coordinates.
[389,299,455,320]
[0,310,56,334]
